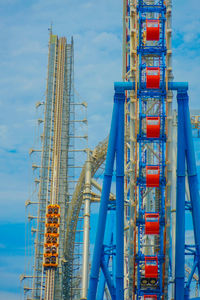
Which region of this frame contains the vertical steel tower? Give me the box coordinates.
[123,0,173,298]
[29,33,74,300]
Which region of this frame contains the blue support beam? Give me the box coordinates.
[97,217,114,300]
[175,91,186,300]
[183,92,200,281]
[98,260,107,299]
[88,94,119,300]
[185,259,198,291]
[116,92,125,300]
[175,90,200,298]
[100,257,116,299]
[114,81,188,92]
[88,90,125,300]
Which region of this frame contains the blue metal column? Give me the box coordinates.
[100,257,116,298]
[88,90,125,300]
[97,215,114,300]
[183,91,200,280]
[88,93,120,300]
[116,92,125,300]
[175,92,186,300]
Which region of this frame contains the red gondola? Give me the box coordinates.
[146,117,160,138]
[146,166,160,187]
[145,256,158,278]
[146,19,160,41]
[145,213,159,235]
[146,67,160,89]
[144,296,157,300]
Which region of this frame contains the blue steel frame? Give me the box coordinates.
[87,80,196,300]
[175,90,200,299]
[125,2,167,299]
[135,0,166,298]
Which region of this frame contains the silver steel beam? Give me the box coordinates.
[81,150,92,299]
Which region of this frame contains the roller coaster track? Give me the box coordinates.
[45,36,67,300]
[62,138,108,299]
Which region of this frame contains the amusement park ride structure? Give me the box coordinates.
[22,0,200,299]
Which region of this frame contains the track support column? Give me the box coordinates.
[183,92,200,281]
[88,89,125,300]
[81,150,92,300]
[175,91,186,300]
[116,92,125,300]
[175,90,200,298]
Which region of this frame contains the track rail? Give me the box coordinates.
[62,138,108,299]
[44,37,67,300]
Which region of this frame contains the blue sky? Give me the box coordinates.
[0,0,200,299]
